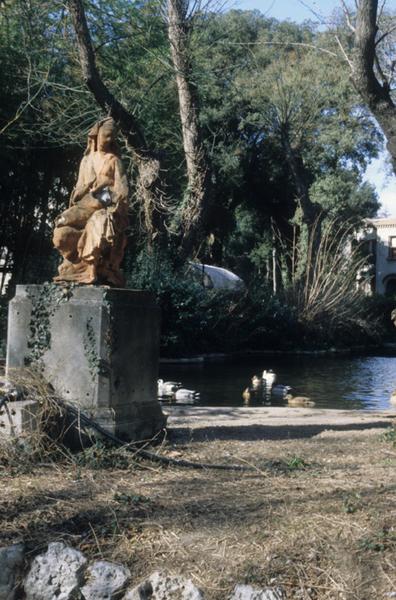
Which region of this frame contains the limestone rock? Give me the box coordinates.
[123,571,204,599]
[0,400,39,437]
[0,544,24,600]
[81,561,131,599]
[228,585,285,600]
[24,542,87,600]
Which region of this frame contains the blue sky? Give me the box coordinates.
[229,0,396,215]
[232,0,342,23]
[233,0,396,23]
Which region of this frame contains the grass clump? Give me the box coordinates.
[262,455,309,475]
[342,492,363,514]
[74,441,132,471]
[382,424,396,445]
[285,455,308,471]
[359,527,396,553]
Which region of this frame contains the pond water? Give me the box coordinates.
[159,354,396,411]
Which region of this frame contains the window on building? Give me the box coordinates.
[385,278,396,296]
[389,236,396,260]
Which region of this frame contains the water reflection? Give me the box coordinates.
[160,355,396,410]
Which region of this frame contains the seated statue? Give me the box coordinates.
[53,117,129,286]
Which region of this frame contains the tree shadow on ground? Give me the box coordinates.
[168,420,392,442]
[2,472,396,556]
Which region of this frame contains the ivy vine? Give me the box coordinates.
[83,316,110,378]
[25,282,76,367]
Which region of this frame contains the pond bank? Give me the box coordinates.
[163,405,396,442]
[160,343,396,364]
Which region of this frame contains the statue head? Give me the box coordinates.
[85,117,119,155]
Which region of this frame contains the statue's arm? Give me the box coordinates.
[110,158,129,211]
[70,156,93,205]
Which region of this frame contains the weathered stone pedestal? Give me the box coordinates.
[6,285,166,441]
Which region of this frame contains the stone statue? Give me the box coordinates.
[53,118,129,287]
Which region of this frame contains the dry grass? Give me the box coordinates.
[1,417,396,599]
[0,369,76,467]
[0,369,146,467]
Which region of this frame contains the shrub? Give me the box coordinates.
[282,219,385,347]
[125,249,305,355]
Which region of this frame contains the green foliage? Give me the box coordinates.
[363,294,396,342]
[359,528,396,553]
[0,1,387,354]
[127,249,302,355]
[75,441,130,470]
[113,491,151,505]
[285,455,308,471]
[125,230,390,354]
[382,425,396,445]
[310,173,378,222]
[26,283,76,366]
[263,455,309,474]
[342,492,362,514]
[83,316,110,378]
[127,249,243,355]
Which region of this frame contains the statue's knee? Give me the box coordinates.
[56,205,94,229]
[53,226,81,262]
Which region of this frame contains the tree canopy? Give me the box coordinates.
[1,0,392,352]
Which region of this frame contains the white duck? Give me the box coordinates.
[390,390,396,406]
[262,370,276,388]
[174,388,200,402]
[157,379,182,397]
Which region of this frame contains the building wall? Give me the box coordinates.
[371,219,396,295]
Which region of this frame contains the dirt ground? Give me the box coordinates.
[1,406,396,600]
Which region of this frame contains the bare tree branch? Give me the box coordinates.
[67,0,147,154]
[335,35,355,68]
[66,0,168,242]
[341,0,356,32]
[375,23,396,46]
[0,73,49,136]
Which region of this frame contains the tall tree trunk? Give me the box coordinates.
[167,0,211,255]
[280,126,322,279]
[353,0,396,172]
[280,127,320,228]
[67,0,166,243]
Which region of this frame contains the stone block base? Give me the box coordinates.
[6,285,166,442]
[0,400,38,437]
